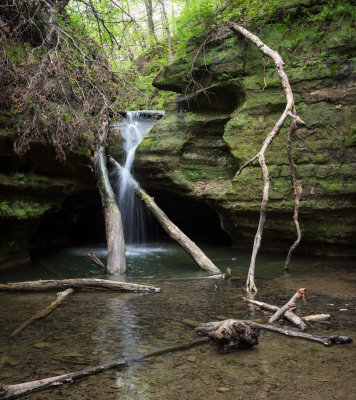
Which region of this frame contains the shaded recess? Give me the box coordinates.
[137,181,232,246]
[29,191,106,254]
[176,81,245,114]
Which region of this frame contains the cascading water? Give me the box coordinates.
[111,111,162,244]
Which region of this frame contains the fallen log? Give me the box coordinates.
[0,279,160,293]
[87,252,106,269]
[10,289,74,337]
[156,269,233,282]
[94,123,126,275]
[0,338,208,400]
[183,319,352,347]
[268,288,307,324]
[108,156,221,275]
[243,297,306,330]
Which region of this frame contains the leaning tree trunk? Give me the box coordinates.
[135,184,221,274]
[229,23,305,293]
[94,123,126,275]
[108,156,221,275]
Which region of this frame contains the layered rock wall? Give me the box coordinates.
[136,2,356,257]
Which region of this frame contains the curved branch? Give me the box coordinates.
[229,22,302,292]
[285,112,302,270]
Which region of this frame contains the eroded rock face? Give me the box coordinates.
[0,131,100,270]
[136,3,356,257]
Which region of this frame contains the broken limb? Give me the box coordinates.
[303,314,331,322]
[10,288,74,337]
[229,23,304,293]
[243,297,306,330]
[0,279,160,293]
[94,122,126,275]
[108,156,221,275]
[243,297,330,323]
[0,338,208,400]
[87,252,106,269]
[268,288,307,324]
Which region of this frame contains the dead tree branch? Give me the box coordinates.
[243,296,306,330]
[285,113,302,269]
[268,288,307,324]
[229,22,304,293]
[243,320,351,346]
[10,288,74,337]
[0,278,160,293]
[87,252,106,269]
[0,338,208,399]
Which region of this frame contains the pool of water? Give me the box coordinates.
[0,243,355,399]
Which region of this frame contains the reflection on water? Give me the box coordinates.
[0,243,355,399]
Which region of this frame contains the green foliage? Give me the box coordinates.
[173,0,356,58]
[14,173,26,185]
[217,73,233,81]
[0,200,50,219]
[185,170,207,181]
[0,202,11,214]
[176,0,218,54]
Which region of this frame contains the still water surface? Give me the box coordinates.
[0,244,355,399]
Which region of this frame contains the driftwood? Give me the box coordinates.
[94,123,126,275]
[194,319,260,352]
[243,297,330,324]
[243,321,352,347]
[243,297,306,330]
[206,268,232,280]
[108,156,221,275]
[184,319,351,347]
[303,314,331,322]
[229,23,305,293]
[268,288,307,324]
[10,289,74,337]
[0,279,160,293]
[87,252,106,269]
[0,338,208,400]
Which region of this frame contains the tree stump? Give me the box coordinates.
[195,319,260,352]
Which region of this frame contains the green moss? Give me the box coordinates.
[139,138,155,147]
[0,201,51,219]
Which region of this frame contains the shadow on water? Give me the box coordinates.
[0,243,355,399]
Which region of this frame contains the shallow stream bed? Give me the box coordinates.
[1,244,355,399]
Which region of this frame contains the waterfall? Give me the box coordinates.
[111,111,161,244]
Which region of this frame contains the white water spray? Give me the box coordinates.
[112,111,161,244]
